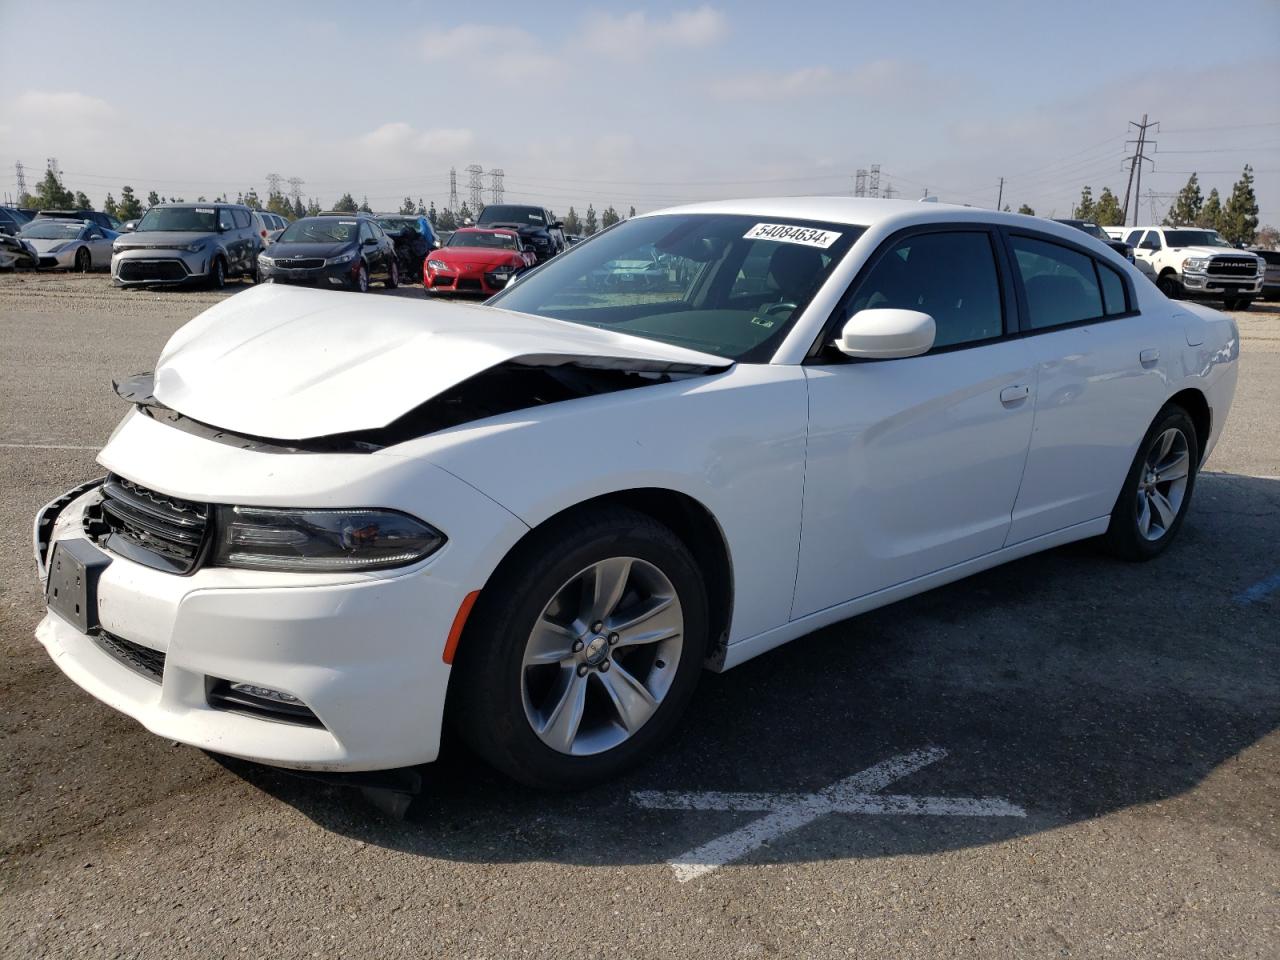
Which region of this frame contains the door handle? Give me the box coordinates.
[1000,384,1030,404]
[1140,348,1160,366]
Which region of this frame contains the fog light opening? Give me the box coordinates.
[206,677,324,727]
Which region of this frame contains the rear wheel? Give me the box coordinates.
[209,256,226,290]
[451,506,709,790]
[1102,405,1199,561]
[74,247,91,273]
[385,259,399,289]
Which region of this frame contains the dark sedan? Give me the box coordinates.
[257,215,399,292]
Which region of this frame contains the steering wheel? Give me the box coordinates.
[760,301,798,318]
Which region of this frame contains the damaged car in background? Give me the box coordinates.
[33,200,1238,791]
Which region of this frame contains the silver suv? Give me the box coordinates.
[112,203,263,288]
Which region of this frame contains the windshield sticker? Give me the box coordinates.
[744,223,841,248]
[339,220,357,225]
[196,208,214,214]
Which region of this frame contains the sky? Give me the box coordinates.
[1,0,1278,225]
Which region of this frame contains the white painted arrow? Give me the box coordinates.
[631,748,1026,882]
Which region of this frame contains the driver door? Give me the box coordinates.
[792,226,1036,618]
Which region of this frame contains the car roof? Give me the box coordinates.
[642,196,1105,244]
[153,202,247,209]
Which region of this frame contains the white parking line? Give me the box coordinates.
[632,748,1026,883]
[0,442,99,450]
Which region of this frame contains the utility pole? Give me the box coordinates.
[448,167,459,213]
[1122,114,1158,226]
[996,177,1004,210]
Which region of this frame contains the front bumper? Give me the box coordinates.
[112,248,209,286]
[260,259,358,288]
[424,265,516,296]
[31,412,530,771]
[1179,270,1263,299]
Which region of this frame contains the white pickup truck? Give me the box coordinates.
[1105,225,1265,310]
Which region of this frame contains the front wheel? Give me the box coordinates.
[209,256,226,290]
[74,247,91,273]
[351,262,369,292]
[1223,297,1251,311]
[1102,406,1199,561]
[451,506,709,790]
[1157,274,1180,299]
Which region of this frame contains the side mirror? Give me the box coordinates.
[1141,240,1159,251]
[835,308,936,360]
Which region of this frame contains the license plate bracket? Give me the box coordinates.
[46,539,111,634]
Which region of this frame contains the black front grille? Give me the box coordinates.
[274,258,324,269]
[95,631,166,682]
[39,256,58,268]
[118,260,188,282]
[92,474,211,574]
[1207,258,1259,277]
[456,277,482,291]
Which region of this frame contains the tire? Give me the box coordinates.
[74,247,91,273]
[352,262,369,293]
[451,506,710,790]
[1156,273,1180,299]
[1102,405,1200,561]
[209,257,226,290]
[1223,297,1251,312]
[385,259,399,289]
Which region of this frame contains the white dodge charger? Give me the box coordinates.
[33,198,1239,789]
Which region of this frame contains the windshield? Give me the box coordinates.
[20,221,84,240]
[377,218,420,235]
[488,213,860,361]
[277,218,359,244]
[478,205,545,225]
[448,230,519,250]
[136,207,218,233]
[1164,229,1231,248]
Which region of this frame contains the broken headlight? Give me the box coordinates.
[212,506,445,572]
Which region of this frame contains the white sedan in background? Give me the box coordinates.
[33,198,1238,789]
[19,218,117,271]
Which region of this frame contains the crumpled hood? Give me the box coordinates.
[153,284,730,441]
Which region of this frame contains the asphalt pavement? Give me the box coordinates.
[1,273,1277,958]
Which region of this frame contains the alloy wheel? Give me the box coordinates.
[1136,427,1191,541]
[521,557,684,756]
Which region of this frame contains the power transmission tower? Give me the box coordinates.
[14,161,28,201]
[287,177,304,205]
[466,164,484,213]
[265,172,282,197]
[489,168,504,204]
[854,169,867,197]
[46,157,61,182]
[882,181,898,199]
[448,167,459,212]
[1122,114,1158,227]
[869,164,880,199]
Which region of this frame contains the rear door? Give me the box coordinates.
[1002,229,1170,543]
[793,225,1037,618]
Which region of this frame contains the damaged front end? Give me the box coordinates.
[115,354,726,455]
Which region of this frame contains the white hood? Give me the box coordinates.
[153,284,730,440]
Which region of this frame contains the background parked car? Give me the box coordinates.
[35,208,123,232]
[423,226,534,296]
[1253,248,1280,300]
[255,211,289,243]
[0,205,32,236]
[0,233,39,270]
[258,214,399,292]
[376,213,439,285]
[1052,219,1134,263]
[475,204,566,263]
[18,218,116,271]
[111,202,263,289]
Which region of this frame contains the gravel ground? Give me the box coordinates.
[1,273,1277,959]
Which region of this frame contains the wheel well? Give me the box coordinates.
[528,489,734,665]
[1167,388,1211,462]
[1158,267,1178,277]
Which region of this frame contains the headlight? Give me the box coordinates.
[181,239,208,253]
[427,259,448,271]
[47,243,67,254]
[257,254,273,266]
[1182,257,1209,271]
[1258,258,1268,275]
[326,250,357,266]
[212,506,445,572]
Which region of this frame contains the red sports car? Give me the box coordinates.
[423,228,536,296]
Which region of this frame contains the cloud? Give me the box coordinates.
[581,5,727,59]
[357,123,474,155]
[710,59,921,102]
[7,90,115,122]
[420,23,559,80]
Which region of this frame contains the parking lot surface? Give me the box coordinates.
[1,274,1277,958]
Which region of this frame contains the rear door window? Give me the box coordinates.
[218,208,235,231]
[1009,235,1105,329]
